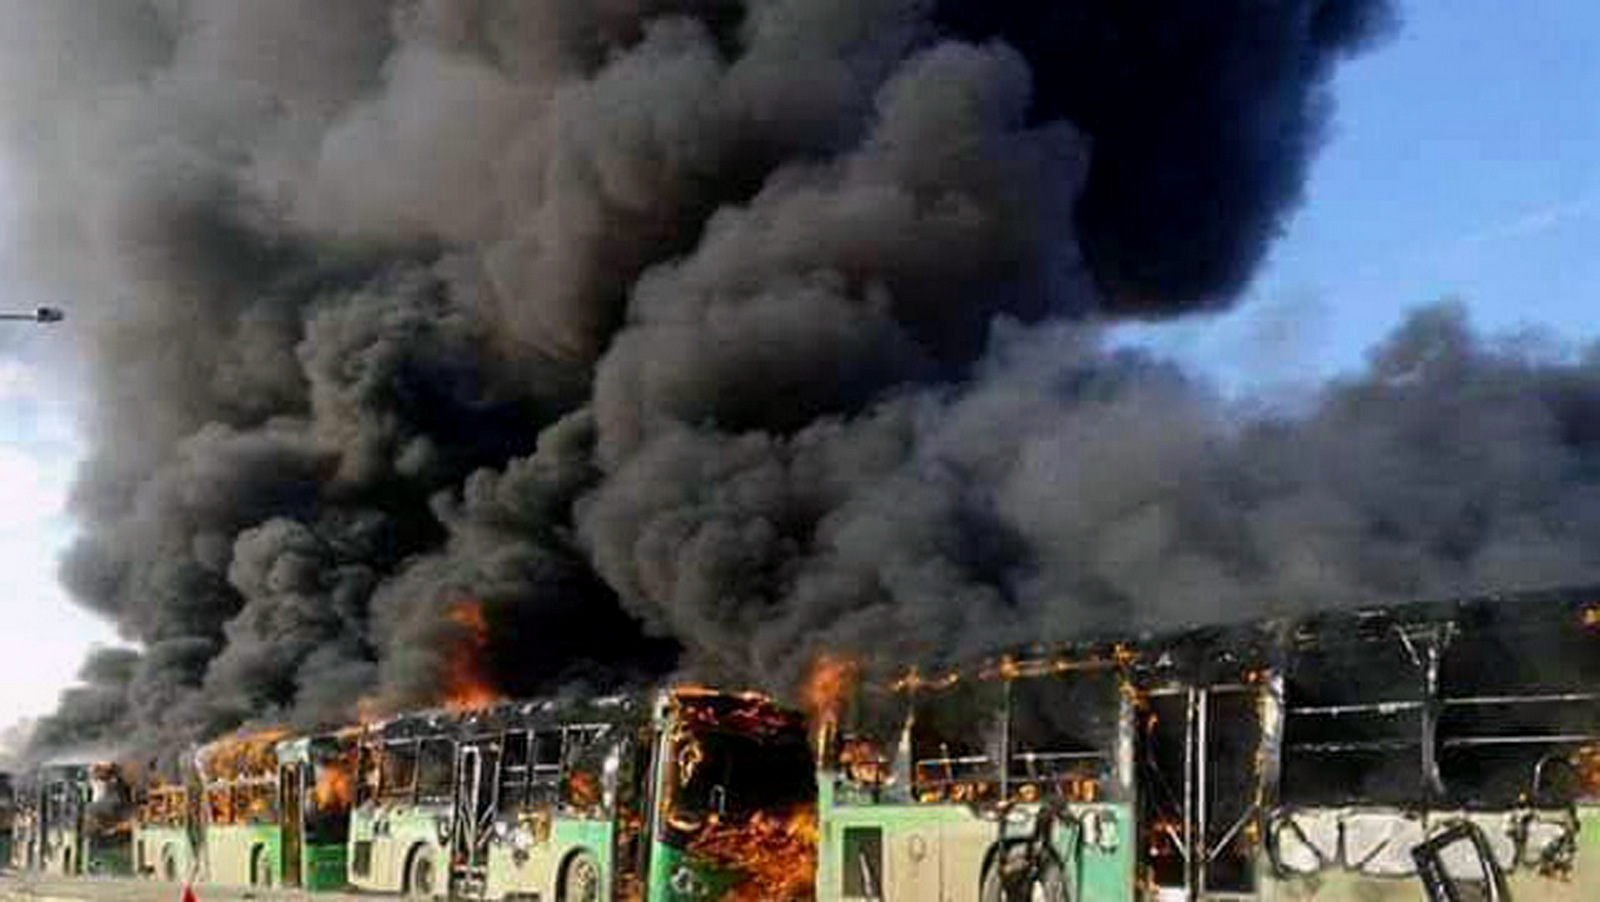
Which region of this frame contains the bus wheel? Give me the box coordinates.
[981,850,1070,902]
[251,846,274,887]
[559,851,601,902]
[406,846,439,898]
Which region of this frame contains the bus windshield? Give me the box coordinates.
[668,727,813,829]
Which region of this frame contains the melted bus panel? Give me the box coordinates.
[1265,595,1600,901]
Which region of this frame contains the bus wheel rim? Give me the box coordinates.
[572,857,599,901]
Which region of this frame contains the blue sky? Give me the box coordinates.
[1127,0,1600,387]
[0,0,1597,725]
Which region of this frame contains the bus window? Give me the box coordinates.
[205,787,231,824]
[240,782,277,824]
[666,724,812,835]
[835,683,911,802]
[497,731,530,811]
[416,739,454,803]
[1281,634,1428,806]
[1439,617,1600,807]
[380,741,418,801]
[562,728,605,813]
[911,680,1002,804]
[307,747,356,844]
[355,745,379,806]
[530,731,562,806]
[1007,670,1120,802]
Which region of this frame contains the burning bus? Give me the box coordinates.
[348,704,461,896]
[813,650,1138,902]
[813,586,1600,901]
[17,762,136,877]
[274,730,359,891]
[134,759,195,882]
[350,686,815,900]
[194,731,284,887]
[190,728,357,890]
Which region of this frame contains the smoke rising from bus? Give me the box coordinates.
[22,0,1597,759]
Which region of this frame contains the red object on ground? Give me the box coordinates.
[180,882,199,902]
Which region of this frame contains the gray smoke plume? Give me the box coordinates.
[0,0,1448,757]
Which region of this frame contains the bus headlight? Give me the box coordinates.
[670,864,708,897]
[1081,809,1121,853]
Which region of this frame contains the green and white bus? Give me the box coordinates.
[815,653,1138,902]
[134,775,196,881]
[273,731,359,892]
[137,731,354,892]
[23,762,134,877]
[195,733,284,888]
[349,708,460,896]
[815,588,1600,901]
[351,687,816,900]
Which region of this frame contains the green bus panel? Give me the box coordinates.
[302,841,348,891]
[136,825,194,881]
[817,780,1135,902]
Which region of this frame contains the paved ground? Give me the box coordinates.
[0,873,376,901]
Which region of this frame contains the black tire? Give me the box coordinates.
[559,850,602,902]
[981,849,1070,902]
[406,845,439,899]
[251,845,274,887]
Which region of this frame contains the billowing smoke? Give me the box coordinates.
[0,0,1518,758]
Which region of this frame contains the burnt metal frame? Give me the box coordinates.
[1142,682,1268,899]
[1283,616,1600,807]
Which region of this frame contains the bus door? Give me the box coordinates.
[613,727,657,900]
[1139,682,1273,899]
[450,738,500,897]
[279,763,304,887]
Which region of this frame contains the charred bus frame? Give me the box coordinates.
[21,762,134,877]
[816,586,1600,901]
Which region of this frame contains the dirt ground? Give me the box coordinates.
[0,873,376,902]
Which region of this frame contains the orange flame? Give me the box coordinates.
[199,730,287,782]
[442,596,504,711]
[1576,745,1600,796]
[314,758,356,812]
[802,655,858,725]
[687,807,818,901]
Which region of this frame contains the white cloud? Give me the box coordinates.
[0,374,119,721]
[0,358,41,400]
[0,443,70,531]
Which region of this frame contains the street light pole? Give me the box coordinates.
[0,307,64,324]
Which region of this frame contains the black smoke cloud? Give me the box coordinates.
[0,0,1448,757]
